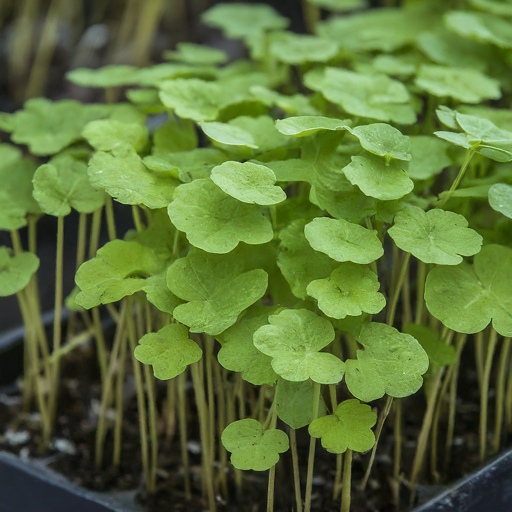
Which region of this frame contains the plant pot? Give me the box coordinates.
[2,323,511,512]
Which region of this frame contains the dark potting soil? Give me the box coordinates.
[0,329,496,512]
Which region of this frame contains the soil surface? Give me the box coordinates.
[0,325,497,512]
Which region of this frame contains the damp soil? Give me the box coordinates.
[0,327,495,512]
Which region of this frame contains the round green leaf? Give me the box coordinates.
[211,161,286,205]
[342,154,414,201]
[309,399,377,454]
[202,4,289,39]
[221,419,289,471]
[388,207,483,265]
[277,219,339,300]
[88,144,180,209]
[345,322,429,402]
[0,248,39,297]
[134,324,202,380]
[304,217,384,264]
[143,272,183,315]
[75,240,162,309]
[415,64,501,104]
[167,249,268,336]
[425,244,512,336]
[82,119,148,152]
[253,308,344,384]
[269,33,339,64]
[217,306,279,386]
[168,178,274,254]
[66,65,140,88]
[200,121,258,149]
[489,183,512,219]
[408,136,452,180]
[275,116,350,137]
[33,156,105,217]
[307,263,386,319]
[164,42,228,65]
[348,123,411,162]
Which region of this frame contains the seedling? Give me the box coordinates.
[2,1,512,511]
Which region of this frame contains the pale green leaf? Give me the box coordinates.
[221,419,289,471]
[164,42,228,65]
[253,308,344,384]
[305,217,384,264]
[200,121,258,149]
[134,324,202,380]
[309,399,376,453]
[275,116,350,137]
[307,263,385,319]
[269,33,339,64]
[168,178,274,254]
[425,244,512,336]
[489,183,512,219]
[211,161,286,205]
[345,322,429,402]
[388,207,483,265]
[0,248,40,297]
[82,119,148,152]
[403,323,457,367]
[408,136,452,180]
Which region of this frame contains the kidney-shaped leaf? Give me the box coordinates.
[217,306,278,386]
[345,322,429,402]
[275,116,350,137]
[221,419,289,471]
[33,155,105,217]
[253,308,344,384]
[425,244,512,336]
[403,323,457,367]
[82,119,148,152]
[408,136,452,180]
[211,161,286,205]
[307,263,385,319]
[388,207,483,265]
[343,154,414,201]
[348,123,411,162]
[168,178,274,254]
[167,249,268,336]
[270,33,339,64]
[75,240,162,309]
[200,121,257,149]
[88,144,179,209]
[134,324,202,380]
[309,399,377,453]
[0,248,39,297]
[489,183,512,219]
[305,217,384,264]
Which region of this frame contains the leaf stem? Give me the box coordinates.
[437,149,476,208]
[105,195,117,241]
[480,328,499,462]
[493,337,510,454]
[177,371,192,500]
[387,252,411,327]
[113,328,128,467]
[304,382,321,512]
[340,449,352,512]
[144,364,158,492]
[267,404,279,512]
[290,428,303,512]
[361,395,393,490]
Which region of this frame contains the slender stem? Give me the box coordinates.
[144,365,158,492]
[475,331,484,395]
[92,308,108,384]
[290,428,303,512]
[415,261,427,325]
[340,450,353,512]
[89,207,102,259]
[132,205,144,232]
[401,265,412,327]
[444,334,467,475]
[304,382,321,512]
[48,215,64,425]
[493,338,511,454]
[393,398,402,507]
[105,195,117,241]
[95,302,126,468]
[387,252,411,327]
[205,336,217,494]
[267,404,278,512]
[76,213,87,269]
[361,395,393,490]
[409,366,445,504]
[505,348,512,433]
[191,362,216,512]
[213,361,228,498]
[127,310,150,491]
[330,383,342,500]
[178,371,192,500]
[28,215,38,254]
[165,379,176,441]
[480,328,499,462]
[437,149,476,208]
[430,365,455,483]
[113,329,128,467]
[172,229,180,257]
